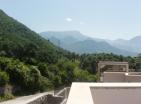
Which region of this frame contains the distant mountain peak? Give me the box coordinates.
[131,35,141,41]
[40,31,136,56]
[40,30,88,41]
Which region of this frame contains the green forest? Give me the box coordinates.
[0,9,141,101]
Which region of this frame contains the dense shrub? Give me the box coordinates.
[0,93,14,102]
[0,70,9,86]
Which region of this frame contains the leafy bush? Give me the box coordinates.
[74,68,97,82]
[38,76,53,92]
[0,70,9,86]
[0,93,14,102]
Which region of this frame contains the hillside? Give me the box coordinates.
[0,10,141,102]
[0,10,99,100]
[0,10,68,64]
[40,31,136,56]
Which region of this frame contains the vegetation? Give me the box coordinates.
[0,93,14,102]
[0,70,9,86]
[0,10,71,65]
[0,9,141,102]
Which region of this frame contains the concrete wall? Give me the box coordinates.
[28,95,48,104]
[56,87,70,99]
[67,83,141,104]
[126,75,141,82]
[103,72,141,82]
[103,72,125,82]
[28,95,64,104]
[91,87,141,104]
[28,88,70,104]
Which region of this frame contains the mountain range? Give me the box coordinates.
[106,36,141,53]
[40,31,138,56]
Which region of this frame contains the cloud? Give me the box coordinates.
[66,18,72,22]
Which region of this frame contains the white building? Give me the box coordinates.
[66,61,141,104]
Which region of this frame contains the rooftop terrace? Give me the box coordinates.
[67,82,141,104]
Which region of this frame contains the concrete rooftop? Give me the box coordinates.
[66,82,141,104]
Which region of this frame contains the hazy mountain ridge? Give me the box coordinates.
[107,35,141,53]
[40,31,136,56]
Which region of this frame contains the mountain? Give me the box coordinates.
[65,39,134,55]
[0,10,68,64]
[0,10,99,96]
[40,31,88,47]
[40,31,136,56]
[130,35,141,44]
[107,35,141,53]
[41,31,88,41]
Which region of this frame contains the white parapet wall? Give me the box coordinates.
[91,85,141,104]
[103,72,126,82]
[103,72,141,82]
[67,82,141,104]
[0,87,70,104]
[126,72,141,82]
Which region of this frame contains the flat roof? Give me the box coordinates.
[98,61,128,65]
[66,82,141,104]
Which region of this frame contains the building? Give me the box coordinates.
[67,83,141,104]
[66,61,141,104]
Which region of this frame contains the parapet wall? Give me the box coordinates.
[28,94,64,104]
[103,72,141,82]
[27,87,70,104]
[103,72,125,82]
[27,95,48,104]
[91,86,141,104]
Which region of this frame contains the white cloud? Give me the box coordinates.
[66,18,72,22]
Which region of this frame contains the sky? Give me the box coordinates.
[0,0,141,40]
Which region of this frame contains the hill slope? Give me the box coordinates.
[0,10,67,64]
[0,10,98,96]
